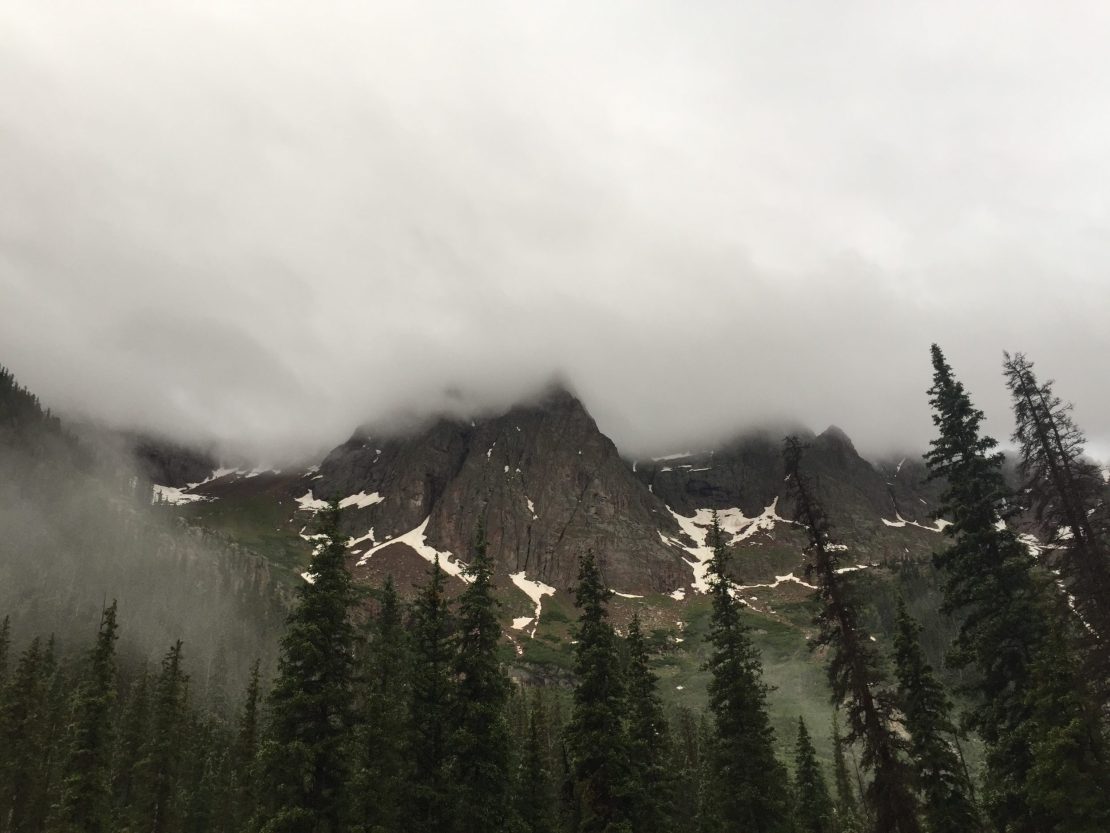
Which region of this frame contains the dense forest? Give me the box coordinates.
[1,344,1108,833]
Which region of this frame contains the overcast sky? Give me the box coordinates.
[2,2,1109,462]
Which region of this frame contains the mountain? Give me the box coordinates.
[2,365,965,756]
[171,384,949,617]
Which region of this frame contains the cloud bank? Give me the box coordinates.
[2,2,1109,460]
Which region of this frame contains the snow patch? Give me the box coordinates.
[613,591,644,599]
[355,518,471,582]
[510,571,556,639]
[347,528,377,549]
[882,512,950,533]
[295,491,329,512]
[152,485,210,506]
[511,616,534,631]
[664,499,789,594]
[338,491,384,510]
[186,467,239,489]
[734,573,818,592]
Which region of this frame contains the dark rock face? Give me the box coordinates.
[133,439,217,487]
[310,388,689,594]
[634,426,942,561]
[304,393,943,596]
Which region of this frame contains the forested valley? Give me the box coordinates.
[2,345,1109,833]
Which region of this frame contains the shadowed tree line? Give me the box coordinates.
[2,344,1110,833]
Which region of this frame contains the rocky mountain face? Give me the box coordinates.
[219,386,946,600]
[307,388,691,594]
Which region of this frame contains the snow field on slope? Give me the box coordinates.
[663,498,789,593]
[354,517,471,582]
[510,571,556,639]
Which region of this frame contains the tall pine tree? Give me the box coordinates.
[0,637,50,833]
[926,344,1109,832]
[1003,351,1110,684]
[54,601,119,833]
[230,661,261,833]
[407,558,457,833]
[793,717,834,833]
[256,502,358,833]
[566,550,632,833]
[451,521,515,833]
[891,599,979,833]
[351,576,409,833]
[703,514,791,833]
[516,690,558,833]
[625,612,673,833]
[830,714,862,833]
[136,641,190,833]
[783,438,920,833]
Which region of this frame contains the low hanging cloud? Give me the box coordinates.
[2,1,1109,461]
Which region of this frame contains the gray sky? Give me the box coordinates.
[3,2,1109,462]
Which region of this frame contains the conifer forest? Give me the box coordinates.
[2,345,1109,833]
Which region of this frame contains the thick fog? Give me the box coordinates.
[3,2,1110,461]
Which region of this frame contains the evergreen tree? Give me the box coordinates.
[829,714,861,833]
[517,690,558,833]
[407,558,456,833]
[702,514,791,833]
[113,670,151,831]
[566,550,631,833]
[451,522,515,833]
[36,637,66,833]
[351,577,409,833]
[54,601,119,833]
[180,713,232,833]
[0,616,9,688]
[925,344,1110,832]
[230,661,261,833]
[793,718,834,833]
[693,715,718,833]
[625,613,672,833]
[891,599,979,833]
[1018,617,1110,832]
[136,640,190,833]
[783,438,920,833]
[256,502,359,833]
[0,637,50,833]
[1003,351,1110,683]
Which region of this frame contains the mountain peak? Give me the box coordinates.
[818,424,856,452]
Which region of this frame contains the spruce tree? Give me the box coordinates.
[451,522,515,833]
[256,502,358,833]
[407,558,456,833]
[625,613,672,833]
[703,514,791,833]
[793,717,834,833]
[925,344,1110,832]
[230,661,261,833]
[891,599,979,833]
[783,438,920,833]
[829,714,861,833]
[0,615,9,688]
[0,637,50,833]
[137,640,190,833]
[351,577,409,833]
[1003,351,1110,683]
[566,550,632,833]
[54,601,119,833]
[113,670,151,831]
[517,690,558,833]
